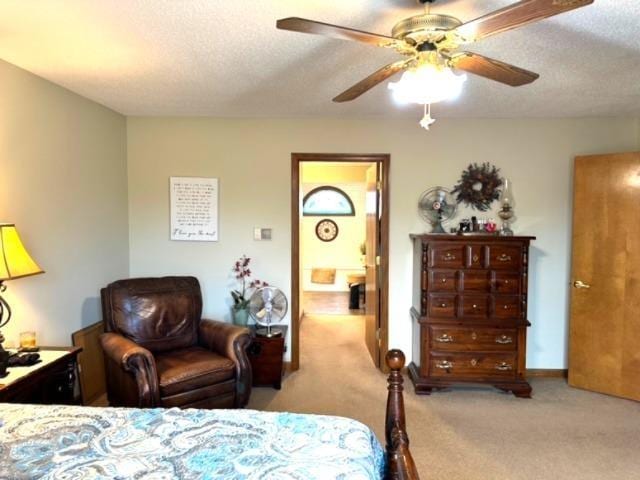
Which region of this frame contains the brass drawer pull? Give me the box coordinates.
[472,254,479,263]
[503,305,510,310]
[472,304,478,309]
[443,253,456,261]
[495,335,513,344]
[441,278,447,283]
[435,360,453,369]
[470,358,478,366]
[471,332,477,340]
[497,253,512,262]
[495,362,513,371]
[435,334,454,343]
[440,303,448,308]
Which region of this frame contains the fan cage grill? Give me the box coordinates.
[248,287,289,328]
[418,187,457,226]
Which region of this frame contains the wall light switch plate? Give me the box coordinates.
[254,228,272,241]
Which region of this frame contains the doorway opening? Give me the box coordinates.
[291,154,390,372]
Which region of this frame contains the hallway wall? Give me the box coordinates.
[301,181,366,292]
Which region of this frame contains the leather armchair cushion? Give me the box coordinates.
[103,277,201,353]
[156,346,235,397]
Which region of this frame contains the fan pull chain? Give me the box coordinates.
[420,103,436,130]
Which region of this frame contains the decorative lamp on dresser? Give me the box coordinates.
[409,234,535,398]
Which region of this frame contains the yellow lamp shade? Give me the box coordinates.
[0,224,44,281]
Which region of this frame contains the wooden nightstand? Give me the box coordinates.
[0,347,82,404]
[248,326,287,389]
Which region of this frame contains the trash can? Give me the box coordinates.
[349,283,361,309]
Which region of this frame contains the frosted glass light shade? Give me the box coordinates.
[500,179,515,207]
[0,224,44,281]
[388,63,466,105]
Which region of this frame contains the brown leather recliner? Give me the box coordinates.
[99,276,252,409]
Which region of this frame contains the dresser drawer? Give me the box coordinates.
[428,270,457,292]
[427,294,456,318]
[429,352,517,378]
[465,244,486,269]
[488,245,522,270]
[459,271,489,292]
[250,337,285,358]
[492,295,522,319]
[429,244,464,268]
[429,326,517,352]
[492,272,520,294]
[459,295,488,318]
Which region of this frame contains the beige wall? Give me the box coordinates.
[0,59,128,347]
[300,163,369,184]
[300,163,368,291]
[301,181,366,292]
[301,161,368,292]
[126,116,638,368]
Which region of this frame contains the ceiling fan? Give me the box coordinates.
[277,0,594,129]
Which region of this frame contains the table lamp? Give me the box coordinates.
[0,224,44,376]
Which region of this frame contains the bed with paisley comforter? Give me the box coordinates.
[0,350,418,480]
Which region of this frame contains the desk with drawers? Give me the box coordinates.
[0,347,81,404]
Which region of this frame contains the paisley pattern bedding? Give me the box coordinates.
[0,403,385,479]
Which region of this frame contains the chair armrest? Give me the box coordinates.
[100,332,160,407]
[199,319,252,407]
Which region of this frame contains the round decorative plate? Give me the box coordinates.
[315,219,339,242]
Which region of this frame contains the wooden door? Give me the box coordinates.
[365,164,381,367]
[569,152,640,401]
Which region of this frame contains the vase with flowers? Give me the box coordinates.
[231,255,268,326]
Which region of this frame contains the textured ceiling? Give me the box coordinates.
[0,0,638,118]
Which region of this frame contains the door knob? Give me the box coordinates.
[573,280,591,289]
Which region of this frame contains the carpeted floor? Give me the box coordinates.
[302,291,364,315]
[248,314,640,480]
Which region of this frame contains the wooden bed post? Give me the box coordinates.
[385,349,420,480]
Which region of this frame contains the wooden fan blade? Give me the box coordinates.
[449,52,539,86]
[455,0,594,42]
[333,60,411,103]
[276,17,400,48]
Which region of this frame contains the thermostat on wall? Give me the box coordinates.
[254,228,272,241]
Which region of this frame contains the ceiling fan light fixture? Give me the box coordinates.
[278,0,592,131]
[388,62,466,105]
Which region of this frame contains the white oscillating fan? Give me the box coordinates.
[248,287,288,338]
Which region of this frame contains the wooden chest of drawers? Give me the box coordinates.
[408,234,535,398]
